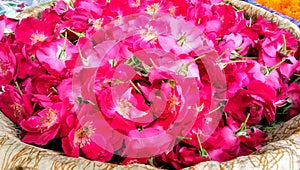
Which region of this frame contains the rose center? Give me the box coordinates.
[30,32,46,44]
[132,0,141,7]
[146,3,160,14]
[177,33,187,47]
[40,107,57,130]
[168,94,180,112]
[74,122,95,148]
[168,6,176,16]
[115,98,133,117]
[140,24,159,43]
[92,18,104,30]
[0,61,9,75]
[9,103,22,119]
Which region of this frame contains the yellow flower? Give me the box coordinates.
[256,0,300,20]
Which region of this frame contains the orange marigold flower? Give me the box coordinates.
[256,0,300,20]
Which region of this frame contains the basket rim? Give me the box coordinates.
[223,0,300,42]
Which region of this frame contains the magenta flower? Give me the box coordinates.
[0,43,16,86]
[224,80,277,125]
[158,17,211,55]
[122,128,174,158]
[0,85,33,125]
[247,60,283,89]
[15,51,45,79]
[204,117,267,162]
[224,62,250,98]
[26,74,61,96]
[0,15,18,41]
[62,114,118,162]
[252,16,280,37]
[285,83,300,119]
[258,32,298,78]
[122,157,149,165]
[15,17,56,46]
[161,145,210,169]
[36,39,76,77]
[20,99,71,145]
[218,33,254,60]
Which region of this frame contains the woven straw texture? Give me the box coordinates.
[2,0,300,169]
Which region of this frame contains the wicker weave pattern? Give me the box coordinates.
[1,111,300,170]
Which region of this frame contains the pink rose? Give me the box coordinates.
[15,17,57,46]
[285,83,300,120]
[247,60,283,89]
[20,99,71,145]
[0,43,16,86]
[161,145,210,169]
[203,118,267,162]
[258,32,298,78]
[252,16,279,37]
[36,39,75,77]
[217,33,254,60]
[122,128,174,158]
[0,85,33,124]
[0,15,18,41]
[62,111,120,162]
[224,62,250,98]
[224,80,276,125]
[26,74,61,96]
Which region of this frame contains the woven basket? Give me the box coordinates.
[2,0,300,169]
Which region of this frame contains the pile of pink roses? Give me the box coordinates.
[0,0,300,169]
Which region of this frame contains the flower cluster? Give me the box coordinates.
[0,0,299,169]
[255,0,300,21]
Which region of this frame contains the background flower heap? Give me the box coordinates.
[0,0,300,169]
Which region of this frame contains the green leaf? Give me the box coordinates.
[124,56,141,67]
[277,97,293,115]
[77,96,83,104]
[168,79,175,88]
[124,56,150,76]
[235,113,250,136]
[83,99,96,106]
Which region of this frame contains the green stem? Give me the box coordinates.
[196,133,209,157]
[282,34,287,52]
[148,157,154,167]
[149,58,157,67]
[235,113,250,136]
[248,17,252,27]
[186,55,205,68]
[216,49,229,61]
[78,46,89,66]
[129,80,142,94]
[177,136,192,141]
[226,60,248,65]
[294,77,300,83]
[207,105,222,115]
[269,58,286,73]
[15,82,23,95]
[66,28,85,37]
[241,113,250,131]
[58,32,67,60]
